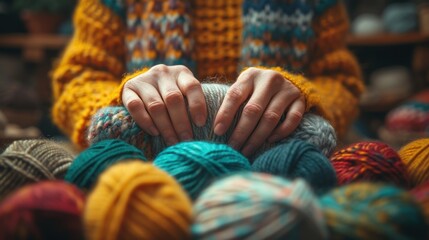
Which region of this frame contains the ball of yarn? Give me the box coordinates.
[65,139,147,190]
[193,172,327,240]
[0,180,85,240]
[398,138,429,186]
[320,182,428,240]
[252,139,337,194]
[330,141,410,188]
[153,141,251,200]
[84,161,192,240]
[410,180,429,226]
[88,83,336,160]
[0,139,75,200]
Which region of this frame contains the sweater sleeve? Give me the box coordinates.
[258,2,365,138]
[51,0,148,149]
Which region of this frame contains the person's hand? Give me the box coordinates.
[213,67,306,156]
[121,64,207,146]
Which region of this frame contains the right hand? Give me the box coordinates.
[121,64,207,146]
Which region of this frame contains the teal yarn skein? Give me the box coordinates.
[320,182,428,240]
[192,172,328,240]
[65,139,147,190]
[88,83,337,160]
[252,139,337,194]
[153,141,251,200]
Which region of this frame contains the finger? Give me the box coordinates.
[214,77,254,137]
[158,73,193,141]
[227,82,277,151]
[268,96,305,143]
[240,92,292,156]
[176,69,207,127]
[122,88,159,136]
[138,83,179,146]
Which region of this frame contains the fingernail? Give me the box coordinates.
[214,123,226,136]
[166,137,178,146]
[195,114,206,127]
[150,127,159,136]
[180,132,192,141]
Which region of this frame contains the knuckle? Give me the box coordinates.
[288,110,303,122]
[227,86,244,102]
[125,99,143,112]
[243,103,263,117]
[151,64,169,73]
[164,90,183,105]
[146,100,166,113]
[182,80,201,93]
[262,110,282,124]
[175,65,191,73]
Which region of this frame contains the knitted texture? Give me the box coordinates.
[51,0,364,149]
[330,141,410,188]
[320,182,428,240]
[251,139,337,194]
[153,141,251,200]
[84,161,192,240]
[88,83,337,160]
[0,139,75,200]
[193,173,327,240]
[0,181,85,240]
[65,139,147,190]
[410,181,429,226]
[398,138,429,186]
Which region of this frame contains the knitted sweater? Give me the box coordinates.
[52,0,364,149]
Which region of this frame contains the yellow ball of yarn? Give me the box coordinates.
[84,161,192,240]
[398,138,429,186]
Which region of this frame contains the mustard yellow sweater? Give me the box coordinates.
[52,0,364,149]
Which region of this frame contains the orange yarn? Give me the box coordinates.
[398,138,429,187]
[84,161,192,240]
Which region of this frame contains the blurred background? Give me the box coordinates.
[0,0,428,150]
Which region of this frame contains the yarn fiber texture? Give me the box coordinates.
[193,172,327,240]
[0,180,85,240]
[320,182,428,240]
[88,83,336,160]
[84,161,192,240]
[65,139,147,190]
[153,141,251,200]
[398,138,429,186]
[0,139,75,200]
[330,141,410,188]
[410,180,429,226]
[251,139,337,194]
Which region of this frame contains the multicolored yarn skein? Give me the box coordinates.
[330,141,410,188]
[88,83,337,160]
[153,141,251,200]
[252,139,337,194]
[398,138,429,187]
[65,139,147,190]
[192,172,327,240]
[410,180,429,226]
[0,139,75,200]
[0,181,85,240]
[320,182,428,240]
[84,161,192,240]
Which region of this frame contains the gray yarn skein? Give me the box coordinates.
[88,83,337,159]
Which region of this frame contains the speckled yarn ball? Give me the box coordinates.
[153,141,251,200]
[193,172,327,240]
[252,139,337,194]
[398,138,429,187]
[0,181,85,240]
[0,139,75,200]
[330,141,410,188]
[320,182,428,240]
[84,161,193,240]
[65,139,147,190]
[410,180,429,226]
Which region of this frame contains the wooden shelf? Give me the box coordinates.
[347,32,429,46]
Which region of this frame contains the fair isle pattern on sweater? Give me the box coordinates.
[241,0,316,72]
[125,0,195,72]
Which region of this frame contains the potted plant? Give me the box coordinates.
[13,0,76,34]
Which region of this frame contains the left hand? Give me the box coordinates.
[213,67,306,157]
